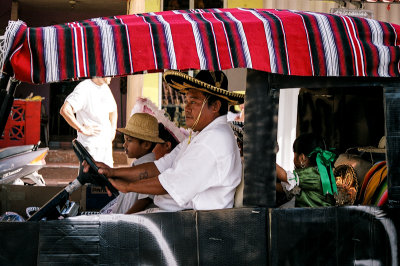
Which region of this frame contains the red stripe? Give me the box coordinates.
[162,13,200,70]
[274,10,312,75]
[116,14,157,72]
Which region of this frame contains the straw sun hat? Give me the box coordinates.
[163,70,245,105]
[117,113,164,143]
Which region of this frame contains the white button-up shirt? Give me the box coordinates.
[154,115,242,211]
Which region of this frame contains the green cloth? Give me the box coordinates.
[308,147,337,195]
[294,167,335,208]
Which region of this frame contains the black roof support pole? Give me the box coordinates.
[384,87,400,206]
[243,70,279,208]
[0,74,20,136]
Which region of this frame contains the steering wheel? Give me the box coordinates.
[72,139,119,197]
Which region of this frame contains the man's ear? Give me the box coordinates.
[165,141,172,151]
[142,141,152,151]
[212,100,222,113]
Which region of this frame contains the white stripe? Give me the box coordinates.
[27,30,34,83]
[341,17,360,75]
[211,13,234,68]
[244,9,278,73]
[225,11,253,68]
[347,17,366,76]
[183,13,207,69]
[118,18,134,73]
[306,12,339,76]
[200,13,221,70]
[156,15,177,69]
[43,26,59,82]
[141,16,158,69]
[71,23,81,77]
[92,18,118,77]
[367,19,390,77]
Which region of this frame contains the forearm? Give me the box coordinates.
[276,164,288,183]
[60,102,82,132]
[123,176,167,195]
[125,198,153,214]
[110,162,160,182]
[109,110,118,140]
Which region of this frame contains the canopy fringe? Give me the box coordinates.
[0,20,24,77]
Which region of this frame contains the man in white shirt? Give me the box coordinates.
[60,77,117,167]
[84,70,244,211]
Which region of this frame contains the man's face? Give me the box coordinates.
[184,90,215,131]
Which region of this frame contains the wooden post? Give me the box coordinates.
[125,0,145,123]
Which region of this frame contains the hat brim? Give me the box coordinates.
[163,71,244,105]
[357,147,386,154]
[117,128,165,144]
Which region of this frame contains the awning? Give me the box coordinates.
[1,8,400,84]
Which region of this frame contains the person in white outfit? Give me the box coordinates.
[60,77,117,167]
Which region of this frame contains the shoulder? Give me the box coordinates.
[197,122,236,152]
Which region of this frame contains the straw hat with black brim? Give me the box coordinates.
[163,70,244,105]
[117,113,165,143]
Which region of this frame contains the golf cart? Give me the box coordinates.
[0,8,400,265]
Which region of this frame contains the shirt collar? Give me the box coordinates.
[198,115,227,134]
[133,152,155,166]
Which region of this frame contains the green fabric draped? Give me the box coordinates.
[308,147,337,195]
[294,167,335,207]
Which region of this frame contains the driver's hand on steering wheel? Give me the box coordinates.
[107,178,131,195]
[82,160,112,177]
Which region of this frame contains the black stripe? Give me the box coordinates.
[353,17,374,76]
[146,16,165,69]
[260,11,289,75]
[194,13,219,69]
[115,18,133,74]
[214,13,241,68]
[296,13,323,76]
[60,24,75,79]
[80,21,97,77]
[29,28,41,83]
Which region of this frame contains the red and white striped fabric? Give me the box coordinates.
[2,8,400,84]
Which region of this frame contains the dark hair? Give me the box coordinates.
[158,123,179,149]
[293,133,326,166]
[137,139,157,152]
[204,93,228,116]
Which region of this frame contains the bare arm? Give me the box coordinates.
[109,109,118,141]
[125,198,153,214]
[276,163,288,183]
[83,161,165,195]
[60,101,100,136]
[60,101,82,132]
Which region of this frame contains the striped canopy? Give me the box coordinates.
[1,8,400,84]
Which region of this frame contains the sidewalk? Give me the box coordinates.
[38,149,129,186]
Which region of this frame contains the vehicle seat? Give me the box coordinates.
[234,168,244,208]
